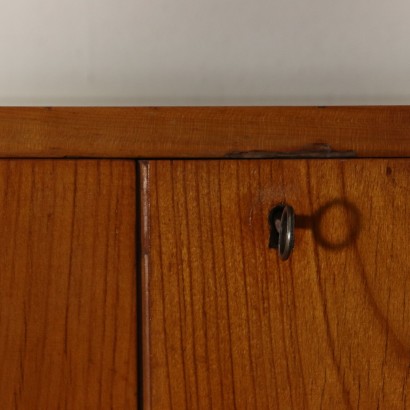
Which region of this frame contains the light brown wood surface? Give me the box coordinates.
[0,160,137,409]
[143,159,410,409]
[1,107,410,158]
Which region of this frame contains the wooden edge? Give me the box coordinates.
[0,106,410,158]
[138,160,151,410]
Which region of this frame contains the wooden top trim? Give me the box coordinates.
[0,106,409,158]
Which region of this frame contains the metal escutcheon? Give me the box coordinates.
[269,204,295,260]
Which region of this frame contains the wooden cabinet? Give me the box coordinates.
[0,107,410,409]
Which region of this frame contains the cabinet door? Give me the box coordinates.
[0,160,137,409]
[142,159,410,409]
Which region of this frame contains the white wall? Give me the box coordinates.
[1,0,410,105]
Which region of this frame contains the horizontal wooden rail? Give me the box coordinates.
[0,106,409,158]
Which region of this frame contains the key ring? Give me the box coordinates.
[269,203,295,260]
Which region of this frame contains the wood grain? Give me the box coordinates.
[1,107,410,158]
[143,159,410,409]
[0,160,137,409]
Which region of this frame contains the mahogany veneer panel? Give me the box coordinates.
[0,160,137,409]
[0,107,410,158]
[142,159,410,409]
